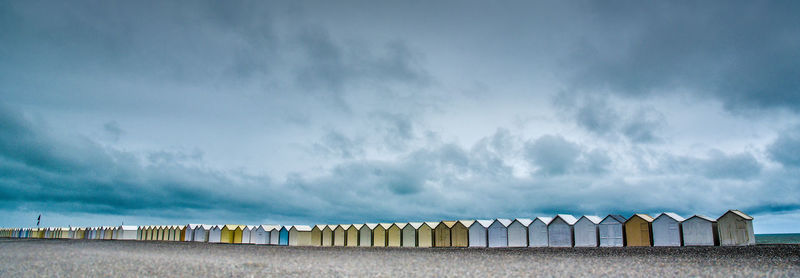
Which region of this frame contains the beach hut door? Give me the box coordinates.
[640,223,648,241]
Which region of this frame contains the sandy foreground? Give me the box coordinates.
[0,239,798,277]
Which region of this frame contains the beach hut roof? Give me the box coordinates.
[185,224,200,230]
[313,225,325,230]
[601,215,625,224]
[534,217,554,225]
[291,225,312,232]
[513,218,533,226]
[657,212,685,222]
[260,225,281,231]
[392,223,407,229]
[722,210,753,220]
[365,223,379,229]
[437,221,458,229]
[408,222,424,229]
[458,220,477,228]
[352,224,364,229]
[119,225,137,231]
[687,214,716,222]
[628,213,655,223]
[553,214,578,225]
[378,223,393,229]
[493,219,513,227]
[579,215,603,224]
[339,224,352,230]
[423,222,439,228]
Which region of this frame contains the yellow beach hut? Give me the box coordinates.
[346,224,360,247]
[334,225,347,246]
[434,221,456,247]
[625,214,654,246]
[387,223,404,247]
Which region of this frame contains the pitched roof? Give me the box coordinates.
[601,215,625,224]
[260,225,281,231]
[423,222,439,228]
[657,212,685,222]
[534,217,554,225]
[291,225,312,232]
[492,219,512,227]
[392,223,407,229]
[408,222,424,229]
[365,223,379,229]
[553,214,578,225]
[119,226,137,230]
[724,210,753,220]
[458,220,476,227]
[687,215,716,222]
[437,221,457,229]
[628,213,655,223]
[352,224,364,229]
[513,218,533,226]
[579,215,603,224]
[340,224,352,230]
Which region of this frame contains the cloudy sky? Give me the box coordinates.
[1,1,799,233]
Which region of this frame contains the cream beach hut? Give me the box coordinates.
[360,224,377,247]
[717,210,755,246]
[653,213,684,246]
[548,214,578,247]
[599,215,626,247]
[208,225,222,243]
[401,223,417,247]
[529,217,552,247]
[310,225,323,246]
[321,225,333,246]
[488,219,512,247]
[451,221,470,247]
[374,223,391,247]
[346,224,360,247]
[334,225,347,246]
[387,223,403,247]
[289,225,313,246]
[682,215,717,246]
[434,221,455,247]
[467,220,492,247]
[574,216,602,247]
[508,219,532,247]
[625,214,654,246]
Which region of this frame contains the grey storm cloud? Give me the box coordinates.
[1,1,800,232]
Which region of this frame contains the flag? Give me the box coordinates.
[37,214,41,226]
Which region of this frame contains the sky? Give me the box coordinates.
[1,0,799,234]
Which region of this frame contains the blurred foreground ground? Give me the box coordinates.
[0,239,798,277]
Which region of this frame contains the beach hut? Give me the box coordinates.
[599,215,626,247]
[717,210,755,246]
[488,219,512,247]
[250,225,269,244]
[243,226,256,244]
[434,221,456,247]
[360,224,377,247]
[508,219,532,247]
[208,225,222,243]
[451,221,470,247]
[468,220,492,247]
[401,223,417,247]
[137,226,144,240]
[220,225,237,243]
[142,226,150,240]
[548,214,578,247]
[653,213,684,246]
[104,227,114,240]
[116,226,138,240]
[625,214,654,246]
[346,224,360,247]
[262,225,279,245]
[387,223,403,247]
[373,223,390,247]
[279,226,289,245]
[192,225,210,242]
[574,216,602,247]
[682,215,717,246]
[77,228,86,239]
[183,224,199,241]
[289,225,313,246]
[311,225,324,246]
[528,217,552,247]
[334,225,347,246]
[320,225,333,246]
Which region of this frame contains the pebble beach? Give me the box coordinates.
[0,239,798,277]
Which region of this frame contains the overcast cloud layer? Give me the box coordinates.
[1,1,799,233]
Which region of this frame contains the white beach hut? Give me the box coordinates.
[682,215,717,246]
[529,217,552,247]
[265,225,281,245]
[241,225,254,244]
[599,215,626,247]
[193,225,211,242]
[251,225,269,244]
[653,212,685,246]
[488,219,512,248]
[183,224,199,241]
[401,223,416,247]
[548,214,578,247]
[116,226,138,240]
[360,223,377,247]
[468,220,492,247]
[208,225,222,243]
[508,219,532,247]
[574,216,602,247]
